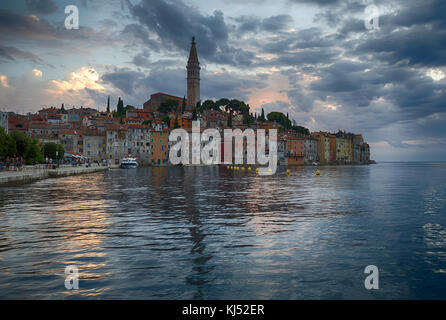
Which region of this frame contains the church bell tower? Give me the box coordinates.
[187,36,200,108]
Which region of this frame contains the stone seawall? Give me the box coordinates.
[0,165,109,186]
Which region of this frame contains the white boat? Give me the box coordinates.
[120,157,138,169]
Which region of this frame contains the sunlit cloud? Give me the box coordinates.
[32,69,43,77]
[427,69,445,81]
[50,67,105,93]
[0,75,10,88]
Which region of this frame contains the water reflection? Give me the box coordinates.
[1,163,446,299]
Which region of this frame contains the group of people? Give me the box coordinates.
[0,156,24,171]
[44,157,58,169]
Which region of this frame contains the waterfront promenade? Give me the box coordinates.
[0,164,109,186]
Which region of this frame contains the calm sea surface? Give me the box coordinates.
[0,162,445,299]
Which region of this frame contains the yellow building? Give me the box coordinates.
[311,132,330,164]
[336,132,353,162]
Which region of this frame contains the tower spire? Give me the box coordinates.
[187,36,200,108]
[188,36,199,65]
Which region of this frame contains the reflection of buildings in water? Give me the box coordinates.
[240,175,294,236]
[178,167,218,299]
[50,174,112,296]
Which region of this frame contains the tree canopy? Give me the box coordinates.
[267,112,291,129]
[43,142,64,160]
[0,128,44,164]
[158,99,179,114]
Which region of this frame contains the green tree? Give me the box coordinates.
[106,96,110,113]
[116,97,124,116]
[196,100,203,113]
[267,111,292,129]
[57,144,65,159]
[260,108,266,122]
[5,136,17,157]
[173,115,180,128]
[43,142,64,159]
[24,138,44,165]
[216,98,230,112]
[228,112,232,127]
[192,109,198,121]
[9,131,28,156]
[0,127,8,158]
[243,113,253,126]
[291,125,310,136]
[159,99,179,114]
[162,114,171,128]
[182,96,186,113]
[202,99,215,110]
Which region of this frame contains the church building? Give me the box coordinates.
[143,37,201,113]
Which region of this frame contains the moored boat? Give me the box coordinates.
[120,157,138,169]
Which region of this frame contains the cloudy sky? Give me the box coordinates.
[0,0,445,161]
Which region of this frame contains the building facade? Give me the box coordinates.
[150,130,169,165]
[106,125,130,165]
[304,138,318,164]
[143,93,183,113]
[59,130,83,154]
[286,137,305,165]
[127,124,152,165]
[353,134,363,164]
[83,130,106,162]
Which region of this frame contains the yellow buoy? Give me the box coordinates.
[286,169,291,176]
[227,165,229,170]
[316,170,320,176]
[255,168,259,174]
[241,167,245,171]
[248,167,252,172]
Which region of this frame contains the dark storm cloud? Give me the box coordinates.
[25,0,58,15]
[128,0,228,58]
[132,51,152,68]
[355,25,446,67]
[201,70,268,101]
[126,0,259,66]
[0,8,56,39]
[0,45,43,63]
[101,64,268,104]
[121,24,162,51]
[255,27,337,55]
[289,0,340,5]
[382,0,446,28]
[234,14,293,34]
[102,68,146,95]
[0,8,118,54]
[250,28,340,67]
